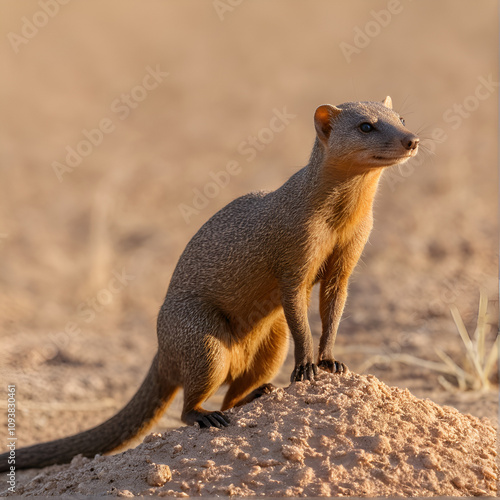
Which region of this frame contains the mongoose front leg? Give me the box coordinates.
[281,286,318,382]
[318,238,367,373]
[318,277,348,374]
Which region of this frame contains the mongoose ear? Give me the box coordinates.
[382,96,393,109]
[314,104,342,145]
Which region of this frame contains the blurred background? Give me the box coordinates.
[0,0,498,452]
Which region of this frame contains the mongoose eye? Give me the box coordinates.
[359,122,374,133]
[400,117,406,126]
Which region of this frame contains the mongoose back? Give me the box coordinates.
[0,97,419,471]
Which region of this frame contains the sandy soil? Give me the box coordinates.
[5,372,497,497]
[0,0,498,497]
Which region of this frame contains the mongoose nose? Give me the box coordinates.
[401,135,419,151]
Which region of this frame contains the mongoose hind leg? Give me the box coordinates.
[232,383,277,408]
[179,323,233,428]
[221,317,288,411]
[181,371,232,428]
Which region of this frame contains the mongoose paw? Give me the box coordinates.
[197,411,230,429]
[290,362,318,382]
[184,409,230,429]
[254,382,277,396]
[234,383,277,407]
[318,359,348,374]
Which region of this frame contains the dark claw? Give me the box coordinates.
[318,359,347,374]
[212,411,230,427]
[207,415,222,428]
[256,383,276,396]
[197,411,230,428]
[290,362,318,382]
[198,416,212,428]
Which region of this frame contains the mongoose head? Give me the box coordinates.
[314,97,419,173]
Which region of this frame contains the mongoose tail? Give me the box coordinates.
[0,354,177,471]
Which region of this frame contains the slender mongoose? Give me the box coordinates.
[0,97,419,471]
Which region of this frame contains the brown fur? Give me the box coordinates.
[0,97,419,470]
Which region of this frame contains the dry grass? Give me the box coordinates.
[442,289,498,390]
[359,290,499,392]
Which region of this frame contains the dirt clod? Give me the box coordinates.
[146,463,172,487]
